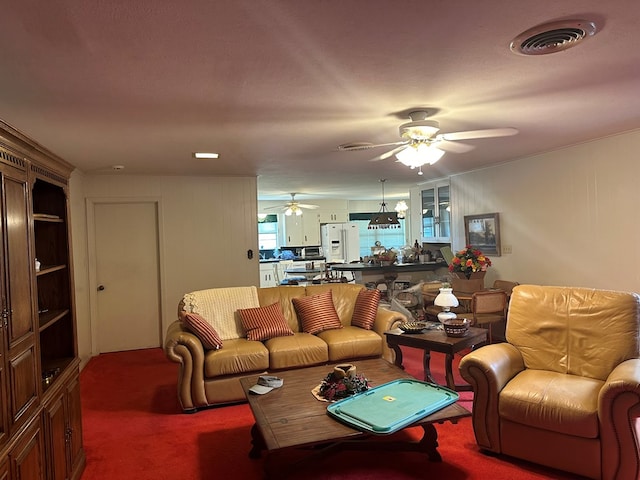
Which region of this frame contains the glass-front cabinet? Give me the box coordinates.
[410,180,451,243]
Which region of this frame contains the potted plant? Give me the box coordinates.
[448,246,492,292]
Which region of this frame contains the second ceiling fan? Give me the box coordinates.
[264,193,319,216]
[338,110,518,174]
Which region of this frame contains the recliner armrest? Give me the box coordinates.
[599,358,640,480]
[459,343,525,451]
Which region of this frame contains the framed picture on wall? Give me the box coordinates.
[464,213,501,256]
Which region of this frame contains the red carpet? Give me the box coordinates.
[80,347,578,479]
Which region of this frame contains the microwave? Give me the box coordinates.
[301,246,323,258]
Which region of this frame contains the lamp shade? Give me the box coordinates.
[434,287,459,308]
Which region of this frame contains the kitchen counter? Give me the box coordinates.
[259,257,325,263]
[330,261,446,272]
[329,261,450,286]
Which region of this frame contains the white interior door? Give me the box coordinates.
[94,202,161,353]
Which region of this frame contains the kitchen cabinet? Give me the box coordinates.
[280,213,320,246]
[0,122,84,479]
[317,200,349,224]
[318,210,348,223]
[411,180,451,243]
[259,263,278,288]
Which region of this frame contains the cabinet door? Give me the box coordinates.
[65,375,84,479]
[318,210,348,223]
[0,456,8,480]
[44,389,67,480]
[9,417,44,480]
[420,182,451,242]
[1,169,38,433]
[302,214,320,245]
[259,264,277,288]
[280,215,303,246]
[2,172,34,347]
[42,373,83,480]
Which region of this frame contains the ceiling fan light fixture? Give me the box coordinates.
[285,205,302,216]
[399,119,440,139]
[396,143,445,168]
[369,179,401,230]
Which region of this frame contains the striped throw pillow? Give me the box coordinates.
[292,290,343,334]
[351,288,381,330]
[238,302,295,341]
[181,312,223,350]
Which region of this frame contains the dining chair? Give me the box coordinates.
[492,279,519,295]
[470,290,508,343]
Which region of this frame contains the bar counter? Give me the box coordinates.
[330,261,449,285]
[330,261,447,273]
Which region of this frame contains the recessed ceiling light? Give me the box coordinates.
[193,152,219,159]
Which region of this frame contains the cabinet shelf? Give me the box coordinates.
[39,308,70,332]
[33,213,64,223]
[36,264,67,276]
[41,357,75,392]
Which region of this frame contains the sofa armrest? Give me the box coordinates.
[599,358,640,480]
[164,320,206,412]
[458,343,525,452]
[372,307,407,363]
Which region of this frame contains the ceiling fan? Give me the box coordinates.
[338,110,518,174]
[264,193,319,216]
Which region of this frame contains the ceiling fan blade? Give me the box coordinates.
[369,144,408,162]
[297,203,319,209]
[263,204,285,210]
[439,127,518,141]
[435,140,476,153]
[338,141,407,151]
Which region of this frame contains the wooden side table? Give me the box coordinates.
[384,326,487,391]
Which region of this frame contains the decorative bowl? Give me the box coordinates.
[442,318,470,337]
[399,321,428,334]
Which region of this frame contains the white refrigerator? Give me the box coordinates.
[321,223,361,263]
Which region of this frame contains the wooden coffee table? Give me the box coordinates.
[240,358,470,476]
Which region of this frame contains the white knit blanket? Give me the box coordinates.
[182,286,259,340]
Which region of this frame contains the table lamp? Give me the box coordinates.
[434,287,459,323]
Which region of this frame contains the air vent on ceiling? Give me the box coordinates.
[510,20,597,55]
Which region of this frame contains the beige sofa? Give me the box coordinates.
[164,283,406,412]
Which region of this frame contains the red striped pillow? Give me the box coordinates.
[181,312,223,350]
[351,288,381,330]
[292,290,343,334]
[238,302,294,341]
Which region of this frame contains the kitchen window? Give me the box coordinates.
[349,213,406,259]
[258,214,278,250]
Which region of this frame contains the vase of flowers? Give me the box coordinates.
[449,246,491,292]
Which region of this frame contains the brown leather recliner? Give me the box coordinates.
[459,285,640,480]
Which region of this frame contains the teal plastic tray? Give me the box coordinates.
[326,379,458,435]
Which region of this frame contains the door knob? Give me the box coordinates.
[97,285,105,291]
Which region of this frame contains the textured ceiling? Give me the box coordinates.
[0,1,638,201]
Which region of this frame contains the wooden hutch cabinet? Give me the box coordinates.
[0,120,84,480]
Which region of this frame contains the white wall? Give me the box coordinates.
[450,129,640,293]
[69,173,258,362]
